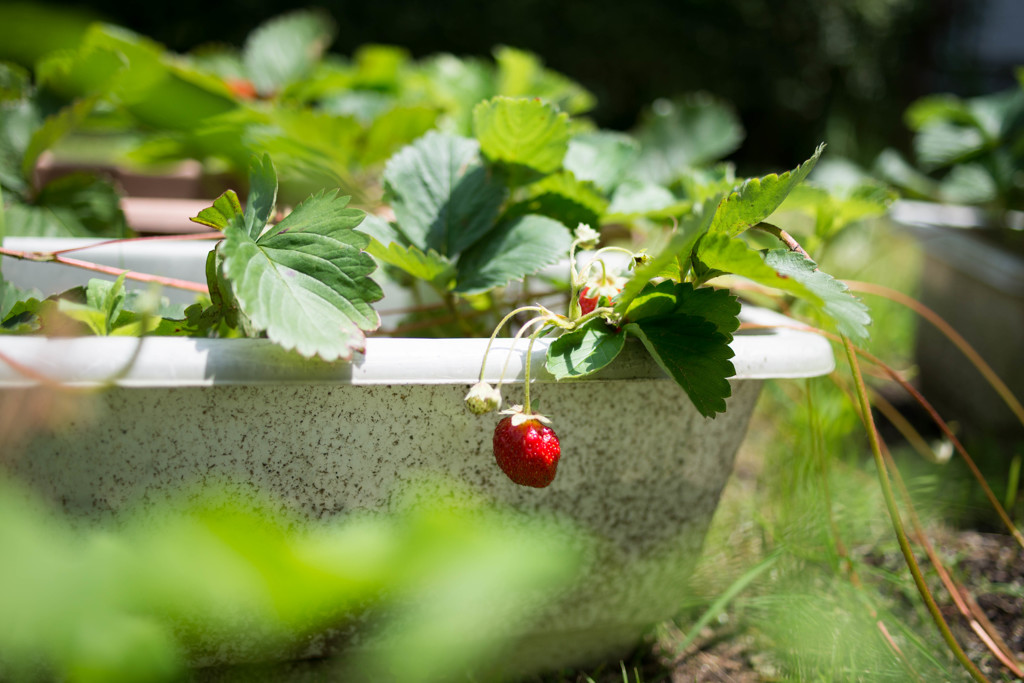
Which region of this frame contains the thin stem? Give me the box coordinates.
[845,279,1024,430]
[833,372,1023,678]
[843,335,990,683]
[752,221,812,260]
[496,315,551,390]
[743,320,1024,550]
[0,246,208,294]
[477,306,548,382]
[47,231,222,257]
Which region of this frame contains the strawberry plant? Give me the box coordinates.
[1,94,877,489]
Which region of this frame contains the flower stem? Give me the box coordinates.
[842,335,990,683]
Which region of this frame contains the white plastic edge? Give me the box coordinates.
[0,306,833,388]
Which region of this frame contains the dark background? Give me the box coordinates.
[5,0,1021,173]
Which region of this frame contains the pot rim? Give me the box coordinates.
[0,305,833,388]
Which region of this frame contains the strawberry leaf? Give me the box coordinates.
[473,97,570,184]
[763,248,871,341]
[367,240,455,287]
[546,319,626,380]
[383,131,507,257]
[614,197,720,315]
[219,185,383,361]
[564,130,639,193]
[189,189,244,231]
[709,144,823,237]
[242,9,335,96]
[621,282,738,418]
[504,170,608,228]
[632,94,745,185]
[244,154,278,239]
[454,214,572,295]
[625,314,735,419]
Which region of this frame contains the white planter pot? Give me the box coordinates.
[0,238,835,673]
[890,200,1024,438]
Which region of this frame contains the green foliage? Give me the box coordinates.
[0,476,583,682]
[474,96,571,184]
[631,94,745,186]
[763,249,871,341]
[875,85,1024,214]
[454,214,571,295]
[213,156,383,361]
[545,319,625,380]
[709,145,824,237]
[383,131,506,256]
[242,9,335,97]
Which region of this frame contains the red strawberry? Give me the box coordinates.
[576,274,625,317]
[578,286,602,316]
[492,410,561,488]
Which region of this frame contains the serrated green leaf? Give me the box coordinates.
[623,280,739,335]
[383,131,506,256]
[605,179,687,219]
[696,233,822,302]
[614,197,719,315]
[454,214,572,295]
[620,280,678,323]
[359,105,440,168]
[505,170,608,228]
[763,248,871,341]
[367,240,455,286]
[709,145,824,237]
[58,275,127,335]
[0,62,30,102]
[914,122,987,171]
[563,131,640,193]
[5,173,127,238]
[0,98,38,197]
[473,97,570,182]
[779,181,893,242]
[0,280,40,321]
[493,46,595,116]
[21,95,100,179]
[625,315,735,418]
[219,190,382,360]
[189,189,244,231]
[242,9,335,96]
[938,163,997,204]
[244,154,278,239]
[872,149,940,201]
[546,320,625,380]
[632,95,745,185]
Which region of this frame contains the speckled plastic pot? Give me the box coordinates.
[0,239,835,673]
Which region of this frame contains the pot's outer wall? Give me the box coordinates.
[893,201,1024,439]
[3,378,761,671]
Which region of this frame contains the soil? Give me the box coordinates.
[532,529,1024,683]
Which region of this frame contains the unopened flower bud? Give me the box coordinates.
[465,381,502,415]
[574,223,600,250]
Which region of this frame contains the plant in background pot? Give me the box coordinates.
[875,74,1024,440]
[0,62,129,238]
[0,94,872,677]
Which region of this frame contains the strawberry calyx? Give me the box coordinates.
[498,404,551,427]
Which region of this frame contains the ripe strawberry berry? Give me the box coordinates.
[577,274,626,317]
[492,409,561,488]
[578,285,602,316]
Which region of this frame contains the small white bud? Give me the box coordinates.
[574,223,600,249]
[465,381,502,415]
